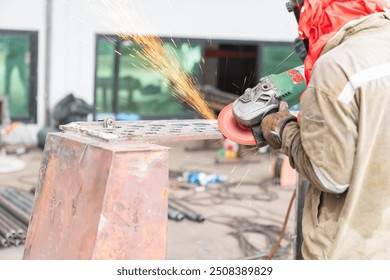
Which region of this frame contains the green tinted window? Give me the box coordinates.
[118,40,202,116]
[95,36,204,119]
[95,37,116,114]
[261,45,302,76]
[0,34,32,120]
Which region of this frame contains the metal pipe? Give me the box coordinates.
[0,211,18,231]
[2,188,34,207]
[13,188,34,204]
[0,191,30,212]
[0,217,14,234]
[0,207,28,231]
[9,239,21,246]
[0,192,32,214]
[167,206,184,221]
[1,188,33,210]
[17,231,26,241]
[0,236,9,248]
[0,196,31,225]
[0,219,15,240]
[0,211,25,246]
[169,200,205,223]
[0,208,26,235]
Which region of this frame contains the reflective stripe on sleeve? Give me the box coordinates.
[338,63,390,104]
[310,160,349,193]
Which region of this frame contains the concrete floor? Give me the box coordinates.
[0,139,297,260]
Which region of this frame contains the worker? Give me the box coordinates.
[261,0,390,259]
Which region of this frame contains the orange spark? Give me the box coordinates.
[121,34,215,120]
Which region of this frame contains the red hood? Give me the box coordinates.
[297,0,389,82]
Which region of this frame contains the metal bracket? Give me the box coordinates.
[101,117,116,129]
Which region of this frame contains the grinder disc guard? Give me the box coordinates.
[218,103,257,145]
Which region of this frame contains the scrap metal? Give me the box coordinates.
[0,188,32,249]
[59,118,223,143]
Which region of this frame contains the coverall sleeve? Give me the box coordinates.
[281,84,358,194]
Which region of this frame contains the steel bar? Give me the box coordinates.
[0,191,32,214]
[169,200,205,223]
[0,210,20,232]
[167,206,184,221]
[0,219,15,240]
[0,208,26,236]
[0,236,9,248]
[2,188,34,207]
[0,217,16,235]
[59,119,223,143]
[0,196,30,225]
[0,206,28,231]
[1,187,32,201]
[9,239,21,246]
[12,188,34,204]
[0,193,32,215]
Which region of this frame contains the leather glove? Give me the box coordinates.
[261,101,297,150]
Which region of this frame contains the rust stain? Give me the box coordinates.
[162,188,168,199]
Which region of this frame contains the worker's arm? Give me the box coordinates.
[280,121,346,194]
[261,59,358,194]
[280,82,358,194]
[261,106,335,192]
[263,117,347,194]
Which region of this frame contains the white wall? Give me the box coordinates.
[50,0,298,117]
[1,0,298,128]
[85,0,298,40]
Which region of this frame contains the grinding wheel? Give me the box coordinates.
[218,103,256,145]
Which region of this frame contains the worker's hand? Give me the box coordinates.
[261,101,297,150]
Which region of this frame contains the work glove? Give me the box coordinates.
[261,101,297,150]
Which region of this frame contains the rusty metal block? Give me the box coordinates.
[23,132,169,259]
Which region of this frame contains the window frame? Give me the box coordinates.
[93,35,301,120]
[0,29,38,123]
[93,34,207,120]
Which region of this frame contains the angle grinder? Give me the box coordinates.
[218,65,306,147]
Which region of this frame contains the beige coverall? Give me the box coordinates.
[282,12,390,259]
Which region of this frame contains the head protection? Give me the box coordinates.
[288,0,389,82]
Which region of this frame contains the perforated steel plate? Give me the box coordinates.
[59,119,223,143]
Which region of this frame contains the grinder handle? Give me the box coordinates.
[251,105,281,147]
[251,126,268,147]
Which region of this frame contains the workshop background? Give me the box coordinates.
[0,0,336,260]
[0,0,301,128]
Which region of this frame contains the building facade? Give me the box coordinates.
[0,0,300,128]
